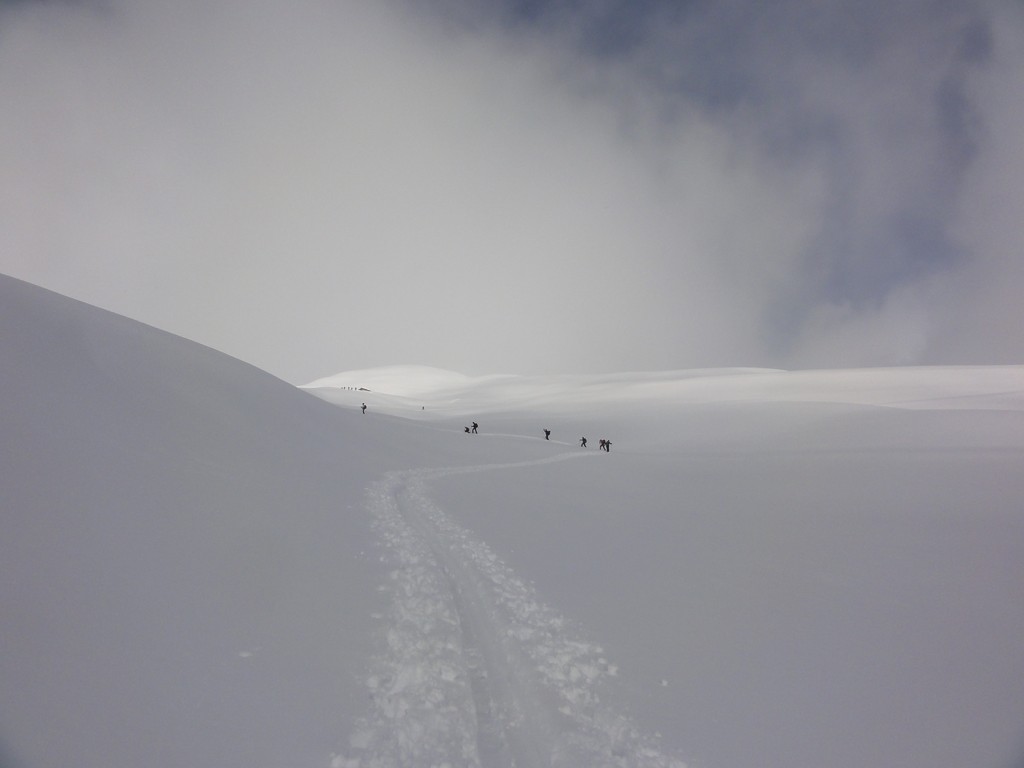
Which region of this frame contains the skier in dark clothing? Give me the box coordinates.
[471,422,478,434]
[464,426,471,433]
[580,436,587,448]
[361,403,367,414]
[543,429,551,440]
[604,439,612,452]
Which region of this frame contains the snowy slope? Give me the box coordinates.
[3,274,1024,768]
[0,275,424,768]
[307,369,1024,768]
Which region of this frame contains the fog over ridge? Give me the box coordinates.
[1,0,1021,382]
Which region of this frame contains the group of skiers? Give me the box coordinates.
[362,406,613,450]
[463,422,611,451]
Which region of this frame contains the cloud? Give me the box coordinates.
[932,1,1024,364]
[0,0,1021,381]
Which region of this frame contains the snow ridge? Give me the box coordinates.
[338,456,686,768]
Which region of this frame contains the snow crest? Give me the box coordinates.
[338,456,686,768]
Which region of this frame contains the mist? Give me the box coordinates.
[1,0,1021,382]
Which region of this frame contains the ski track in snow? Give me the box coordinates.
[335,453,686,768]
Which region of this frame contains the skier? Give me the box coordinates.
[544,429,551,440]
[464,426,471,433]
[580,436,588,448]
[604,439,612,452]
[361,403,367,414]
[598,439,607,451]
[471,422,478,434]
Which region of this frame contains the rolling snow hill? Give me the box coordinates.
[3,273,1024,768]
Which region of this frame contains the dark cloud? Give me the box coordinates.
[411,0,1011,364]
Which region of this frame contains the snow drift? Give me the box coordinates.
[3,273,1024,768]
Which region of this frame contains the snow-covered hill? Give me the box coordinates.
[3,273,1023,768]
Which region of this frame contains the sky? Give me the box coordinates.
[1,0,1023,384]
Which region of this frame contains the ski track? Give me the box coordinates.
[335,453,686,768]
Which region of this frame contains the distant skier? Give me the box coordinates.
[464,426,471,433]
[544,429,551,440]
[471,422,478,434]
[580,436,588,448]
[604,439,612,452]
[361,403,367,414]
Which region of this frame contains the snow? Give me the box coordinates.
[3,272,1024,768]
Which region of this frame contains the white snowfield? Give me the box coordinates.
[3,273,1024,768]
